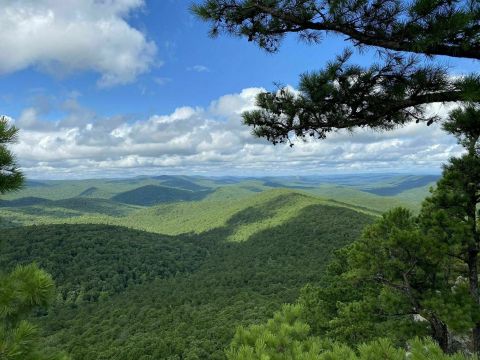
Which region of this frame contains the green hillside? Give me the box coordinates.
[358,175,438,196]
[0,175,436,238]
[154,175,211,191]
[0,177,196,201]
[253,174,437,212]
[118,189,327,237]
[304,184,427,212]
[0,225,207,303]
[0,192,373,359]
[111,184,213,205]
[52,198,141,216]
[0,185,256,230]
[0,196,52,207]
[78,186,101,197]
[0,175,442,359]
[0,197,140,224]
[0,188,377,236]
[0,172,436,233]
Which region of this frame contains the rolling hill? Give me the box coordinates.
[0,174,437,232]
[358,174,439,196]
[0,174,443,358]
[0,190,373,359]
[111,184,213,206]
[154,175,211,191]
[0,224,207,303]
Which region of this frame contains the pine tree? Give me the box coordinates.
[226,303,474,359]
[421,105,480,352]
[301,207,472,353]
[193,1,480,144]
[0,264,69,360]
[297,106,480,354]
[0,116,23,193]
[0,120,67,358]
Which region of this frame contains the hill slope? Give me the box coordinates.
[111,185,213,206]
[0,174,436,231]
[0,191,372,359]
[0,225,207,303]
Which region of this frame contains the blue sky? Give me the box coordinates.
[0,0,473,178]
[0,0,359,118]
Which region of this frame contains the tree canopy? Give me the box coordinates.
[0,116,23,193]
[193,0,480,144]
[226,304,474,359]
[0,118,66,358]
[0,263,69,360]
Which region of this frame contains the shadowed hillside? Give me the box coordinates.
[78,187,100,197]
[359,175,439,196]
[0,197,52,207]
[0,191,372,359]
[156,176,211,191]
[111,185,213,206]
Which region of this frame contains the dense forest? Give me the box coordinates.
[1,193,373,358]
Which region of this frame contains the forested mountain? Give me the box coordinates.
[0,188,373,359]
[0,174,445,359]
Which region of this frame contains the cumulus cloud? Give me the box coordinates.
[9,88,462,179]
[0,0,157,86]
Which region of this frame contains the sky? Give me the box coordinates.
[0,0,476,179]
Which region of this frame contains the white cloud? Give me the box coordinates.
[8,88,463,179]
[187,65,210,73]
[209,88,260,117]
[0,0,157,86]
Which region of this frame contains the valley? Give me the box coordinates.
[0,174,436,358]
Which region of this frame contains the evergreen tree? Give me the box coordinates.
[421,105,480,352]
[0,120,68,358]
[193,1,480,144]
[226,304,326,359]
[299,207,472,353]
[0,263,69,360]
[0,116,23,193]
[226,304,474,359]
[298,107,480,354]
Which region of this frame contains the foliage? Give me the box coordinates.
[443,106,480,153]
[298,210,433,348]
[0,198,372,359]
[298,204,480,352]
[242,53,473,144]
[193,0,480,144]
[0,264,69,360]
[278,106,480,354]
[0,225,208,304]
[226,304,474,360]
[226,304,327,359]
[0,116,23,194]
[193,0,480,57]
[420,105,480,352]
